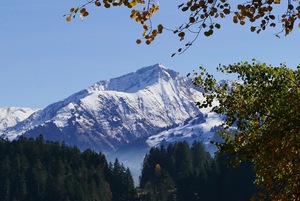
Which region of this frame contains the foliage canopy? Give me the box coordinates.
[66,0,300,54]
[190,60,300,200]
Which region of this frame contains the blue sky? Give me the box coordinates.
[1,0,300,108]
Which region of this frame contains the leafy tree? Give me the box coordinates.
[191,60,300,200]
[66,0,300,54]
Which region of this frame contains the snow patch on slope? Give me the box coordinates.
[0,107,40,133]
[146,105,224,155]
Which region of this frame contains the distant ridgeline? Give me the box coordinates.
[0,136,258,201]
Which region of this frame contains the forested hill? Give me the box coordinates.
[0,136,259,201]
[0,135,137,201]
[138,141,258,201]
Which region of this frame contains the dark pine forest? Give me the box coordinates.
[0,136,257,201]
[139,141,258,201]
[0,135,136,201]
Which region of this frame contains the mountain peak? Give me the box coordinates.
[0,63,220,158]
[157,63,167,69]
[90,64,180,93]
[137,63,167,71]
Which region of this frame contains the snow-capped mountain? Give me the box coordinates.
[0,107,40,134]
[0,64,221,153]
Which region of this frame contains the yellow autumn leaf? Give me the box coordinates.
[129,0,137,7]
[130,10,137,19]
[66,16,72,22]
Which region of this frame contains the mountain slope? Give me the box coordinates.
[0,107,40,136]
[1,64,211,153]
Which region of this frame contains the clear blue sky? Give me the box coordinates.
[1,0,300,108]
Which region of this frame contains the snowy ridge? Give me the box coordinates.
[0,64,228,183]
[0,107,40,135]
[0,64,224,155]
[1,89,91,140]
[89,64,179,93]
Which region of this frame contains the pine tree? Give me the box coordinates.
[109,159,137,201]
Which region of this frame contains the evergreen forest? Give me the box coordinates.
[0,135,136,201]
[0,136,257,201]
[139,141,258,201]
